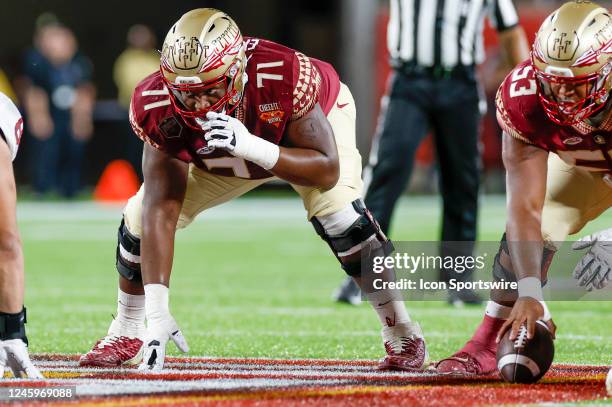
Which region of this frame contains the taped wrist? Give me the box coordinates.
[144,284,170,322]
[517,277,544,301]
[236,133,279,170]
[0,307,28,344]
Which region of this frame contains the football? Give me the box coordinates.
[496,320,555,384]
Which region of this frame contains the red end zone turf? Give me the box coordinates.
[0,355,607,406]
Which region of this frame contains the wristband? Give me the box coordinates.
[144,284,170,321]
[236,134,280,170]
[517,276,544,301]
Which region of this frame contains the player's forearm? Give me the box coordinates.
[0,148,24,313]
[141,206,180,287]
[270,147,339,189]
[506,212,543,275]
[506,208,545,299]
[0,232,24,313]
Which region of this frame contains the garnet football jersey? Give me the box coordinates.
[129,37,341,179]
[496,61,612,172]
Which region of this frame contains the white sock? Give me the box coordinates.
[484,300,512,319]
[108,289,145,338]
[366,290,411,327]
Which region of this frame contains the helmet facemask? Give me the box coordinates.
[534,62,612,125]
[162,55,245,120]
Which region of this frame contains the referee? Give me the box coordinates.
[335,0,529,306]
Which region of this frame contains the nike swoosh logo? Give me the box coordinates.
[378,300,391,306]
[336,102,349,109]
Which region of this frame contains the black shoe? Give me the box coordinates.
[332,277,361,305]
[447,288,482,307]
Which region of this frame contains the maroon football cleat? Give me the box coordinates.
[435,314,504,375]
[378,322,428,371]
[79,335,143,368]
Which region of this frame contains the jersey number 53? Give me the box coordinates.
[509,65,537,98]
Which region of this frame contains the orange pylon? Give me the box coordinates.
[93,160,140,202]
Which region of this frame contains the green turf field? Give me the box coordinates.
[17,195,612,365]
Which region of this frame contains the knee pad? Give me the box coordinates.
[311,200,394,277]
[0,308,28,345]
[116,218,142,282]
[492,233,556,286]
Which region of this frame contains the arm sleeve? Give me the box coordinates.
[291,52,322,121]
[488,0,520,32]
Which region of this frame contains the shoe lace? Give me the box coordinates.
[96,335,121,349]
[386,335,420,356]
[95,335,141,356]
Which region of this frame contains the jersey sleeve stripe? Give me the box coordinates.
[142,89,170,96]
[144,99,171,111]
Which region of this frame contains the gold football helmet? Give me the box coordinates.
[160,8,246,120]
[532,1,612,125]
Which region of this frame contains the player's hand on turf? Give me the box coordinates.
[138,312,189,371]
[572,228,612,291]
[496,297,556,342]
[0,339,43,379]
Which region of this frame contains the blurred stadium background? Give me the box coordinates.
[1,0,610,196]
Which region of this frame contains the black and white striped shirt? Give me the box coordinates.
[387,0,519,68]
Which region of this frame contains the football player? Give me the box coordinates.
[436,1,612,376]
[80,8,427,371]
[0,92,43,378]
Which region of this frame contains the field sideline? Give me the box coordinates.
[12,195,612,405]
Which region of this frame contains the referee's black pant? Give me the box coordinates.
[364,68,482,283]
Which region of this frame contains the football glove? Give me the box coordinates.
[198,111,279,170]
[138,284,189,371]
[571,228,612,291]
[138,312,189,371]
[0,339,43,378]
